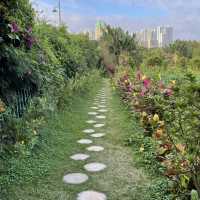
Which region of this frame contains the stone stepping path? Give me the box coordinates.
[63,173,88,184]
[96,115,106,119]
[77,191,107,200]
[87,145,104,152]
[77,139,93,144]
[93,123,105,128]
[90,106,98,109]
[70,154,90,161]
[86,120,97,124]
[98,105,106,108]
[91,133,106,138]
[84,162,107,172]
[83,129,95,134]
[65,88,108,199]
[98,109,108,113]
[88,112,98,115]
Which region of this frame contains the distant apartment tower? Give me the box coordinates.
[136,26,173,48]
[95,21,106,41]
[89,31,95,40]
[82,30,95,40]
[157,26,173,47]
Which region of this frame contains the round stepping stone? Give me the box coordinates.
[98,109,107,113]
[63,173,88,184]
[70,154,90,161]
[88,112,98,115]
[94,124,105,128]
[84,162,107,172]
[90,107,98,109]
[77,190,107,200]
[96,115,106,119]
[91,133,105,138]
[98,105,106,108]
[77,139,93,144]
[86,120,96,124]
[87,146,104,152]
[83,129,95,134]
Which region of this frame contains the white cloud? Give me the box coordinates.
[31,0,200,40]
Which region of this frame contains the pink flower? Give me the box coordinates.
[10,22,20,33]
[140,87,147,96]
[143,78,151,89]
[26,27,32,33]
[24,34,36,49]
[127,85,133,92]
[164,88,173,96]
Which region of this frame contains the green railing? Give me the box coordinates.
[0,86,34,130]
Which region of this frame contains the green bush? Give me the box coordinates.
[0,1,101,154]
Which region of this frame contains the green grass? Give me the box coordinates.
[1,75,102,200]
[110,87,174,200]
[1,78,169,200]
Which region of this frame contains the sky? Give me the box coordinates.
[31,0,200,40]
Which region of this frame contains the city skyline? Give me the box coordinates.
[31,0,200,41]
[136,26,173,48]
[82,22,174,48]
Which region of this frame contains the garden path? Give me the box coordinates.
[7,80,148,200]
[63,80,148,200]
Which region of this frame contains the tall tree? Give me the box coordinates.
[101,25,138,66]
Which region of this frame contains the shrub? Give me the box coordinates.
[115,67,200,198]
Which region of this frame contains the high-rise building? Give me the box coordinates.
[89,31,95,40]
[95,21,106,41]
[136,26,173,48]
[157,26,173,47]
[81,30,95,40]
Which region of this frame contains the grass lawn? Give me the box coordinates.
[2,79,153,200]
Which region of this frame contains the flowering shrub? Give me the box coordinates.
[0,1,101,154]
[115,68,200,198]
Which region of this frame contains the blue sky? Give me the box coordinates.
[32,0,200,40]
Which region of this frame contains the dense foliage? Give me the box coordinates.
[1,2,200,199]
[114,67,200,199]
[99,25,142,74]
[0,0,100,154]
[101,23,200,199]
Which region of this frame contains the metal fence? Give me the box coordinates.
[0,86,34,131]
[13,87,34,118]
